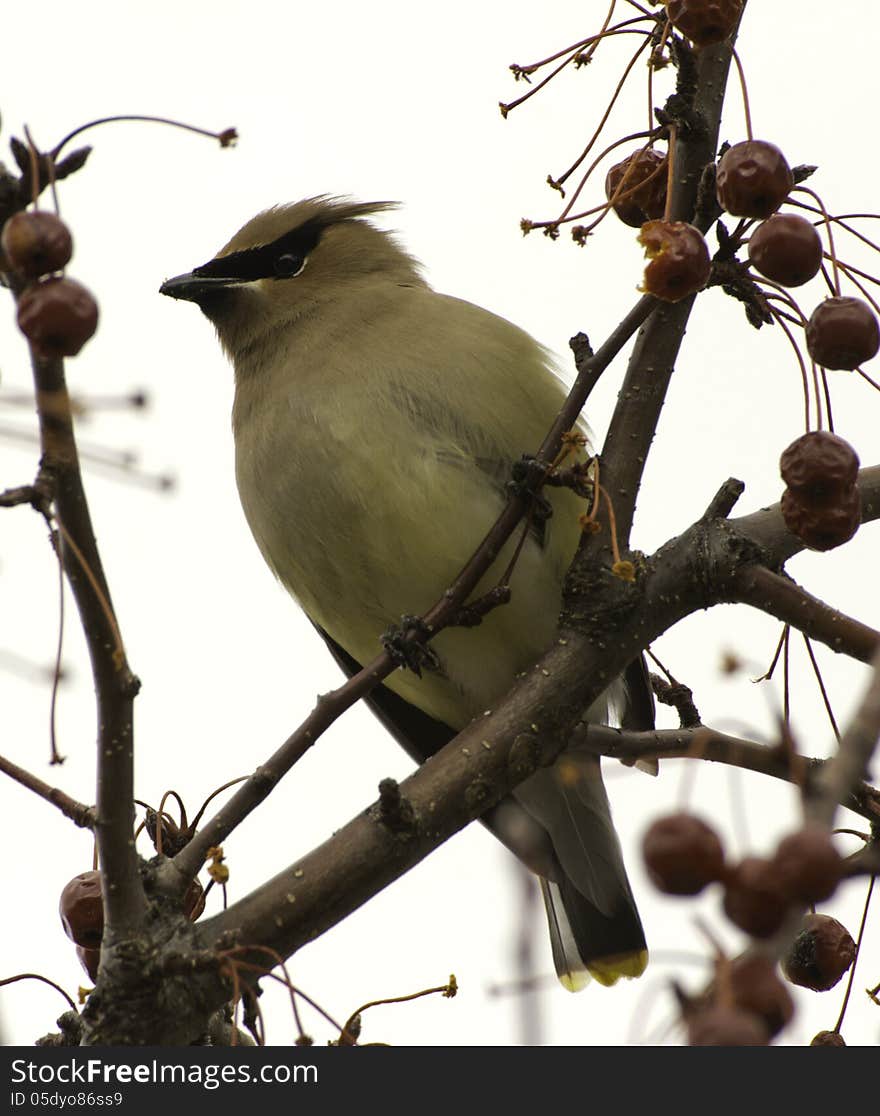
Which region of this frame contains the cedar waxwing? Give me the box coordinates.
[160,196,650,989]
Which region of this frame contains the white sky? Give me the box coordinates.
[1,1,879,1046]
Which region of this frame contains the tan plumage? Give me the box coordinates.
[161,196,648,989]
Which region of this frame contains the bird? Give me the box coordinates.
[160,195,650,990]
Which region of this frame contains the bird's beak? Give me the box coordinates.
[160,271,233,303]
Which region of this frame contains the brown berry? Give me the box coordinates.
[1,211,73,278]
[722,856,790,938]
[773,824,843,904]
[748,214,823,287]
[642,812,725,895]
[605,149,667,228]
[810,1030,846,1046]
[782,914,856,992]
[779,432,860,506]
[806,296,880,370]
[16,276,99,359]
[686,1004,769,1046]
[76,945,101,983]
[638,220,711,302]
[728,954,795,1038]
[716,140,793,218]
[59,870,104,949]
[665,0,742,46]
[781,485,860,551]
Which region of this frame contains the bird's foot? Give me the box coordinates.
[381,615,441,677]
[507,456,554,524]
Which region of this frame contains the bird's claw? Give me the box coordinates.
[381,615,441,677]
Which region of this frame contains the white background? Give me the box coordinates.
[1,1,878,1046]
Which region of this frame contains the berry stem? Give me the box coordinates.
[730,47,753,141]
[794,186,842,295]
[550,32,653,197]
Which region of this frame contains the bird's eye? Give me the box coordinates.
[273,252,306,278]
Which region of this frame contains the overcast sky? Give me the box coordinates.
[1,1,879,1046]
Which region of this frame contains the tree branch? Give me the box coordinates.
[577,724,880,824]
[10,271,145,934]
[0,750,95,828]
[733,565,879,663]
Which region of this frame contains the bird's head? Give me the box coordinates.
[160,195,424,357]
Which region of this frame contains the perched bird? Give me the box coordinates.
[161,196,650,989]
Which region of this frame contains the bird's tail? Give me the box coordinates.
[515,755,647,989]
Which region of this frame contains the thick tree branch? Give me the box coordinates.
[189,470,880,985]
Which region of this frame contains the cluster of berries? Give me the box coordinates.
[779,431,861,551]
[1,209,98,358]
[642,812,856,1044]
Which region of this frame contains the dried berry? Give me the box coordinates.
[605,148,667,228]
[716,140,793,218]
[59,870,104,949]
[782,914,855,991]
[76,945,101,983]
[686,1004,769,1046]
[806,296,880,370]
[728,954,795,1038]
[638,220,711,302]
[16,276,98,359]
[748,214,823,287]
[781,485,860,551]
[665,0,742,46]
[773,824,843,904]
[642,812,725,895]
[810,1030,846,1046]
[779,432,859,506]
[722,856,790,938]
[1,210,73,278]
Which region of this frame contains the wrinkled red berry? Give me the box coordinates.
[781,486,860,551]
[748,214,823,287]
[686,1004,769,1046]
[779,432,860,506]
[1,210,73,278]
[729,954,795,1038]
[722,856,790,938]
[638,220,711,301]
[782,914,855,992]
[716,140,793,218]
[773,824,843,904]
[642,812,725,895]
[665,0,743,46]
[16,276,98,358]
[806,296,880,370]
[59,870,104,949]
[605,149,667,228]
